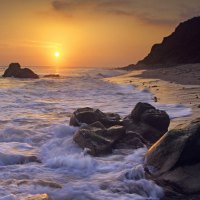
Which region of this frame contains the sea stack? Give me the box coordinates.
[2,63,39,79]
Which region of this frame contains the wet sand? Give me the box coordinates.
[107,63,200,129]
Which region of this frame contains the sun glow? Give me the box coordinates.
[54,51,60,58]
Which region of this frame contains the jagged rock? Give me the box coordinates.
[71,103,170,154]
[138,17,200,66]
[73,122,125,156]
[123,102,170,144]
[2,63,39,79]
[145,118,200,194]
[70,107,122,128]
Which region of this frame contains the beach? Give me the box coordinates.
[106,63,200,129]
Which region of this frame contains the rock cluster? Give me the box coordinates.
[70,103,200,196]
[2,63,39,79]
[70,102,170,156]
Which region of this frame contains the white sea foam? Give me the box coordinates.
[0,195,16,200]
[155,103,192,119]
[0,67,192,199]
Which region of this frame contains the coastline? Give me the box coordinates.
[106,63,200,129]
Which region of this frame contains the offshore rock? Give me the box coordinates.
[43,74,60,78]
[2,63,39,79]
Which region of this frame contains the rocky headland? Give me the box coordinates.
[138,17,200,67]
[120,16,200,70]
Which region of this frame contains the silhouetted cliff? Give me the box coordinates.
[137,17,200,67]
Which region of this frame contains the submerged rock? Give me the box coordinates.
[70,107,122,128]
[73,122,125,156]
[17,180,62,189]
[2,63,39,79]
[145,118,200,194]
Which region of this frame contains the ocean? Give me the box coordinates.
[0,66,191,200]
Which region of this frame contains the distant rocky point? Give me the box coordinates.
[121,16,200,70]
[44,74,60,78]
[2,63,39,79]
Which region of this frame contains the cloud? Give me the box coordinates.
[0,39,62,49]
[50,1,130,11]
[52,0,73,11]
[51,0,135,13]
[51,0,200,26]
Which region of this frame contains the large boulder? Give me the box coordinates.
[70,107,122,128]
[73,122,125,156]
[123,102,170,144]
[145,118,200,194]
[131,102,170,133]
[3,63,39,79]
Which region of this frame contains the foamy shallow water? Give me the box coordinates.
[0,66,191,199]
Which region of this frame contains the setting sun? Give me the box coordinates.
[54,51,60,58]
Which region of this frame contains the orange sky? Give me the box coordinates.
[0,0,199,68]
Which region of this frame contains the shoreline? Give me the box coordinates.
[106,63,200,129]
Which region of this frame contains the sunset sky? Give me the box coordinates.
[0,0,200,68]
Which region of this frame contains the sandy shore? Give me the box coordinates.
[106,63,200,129]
